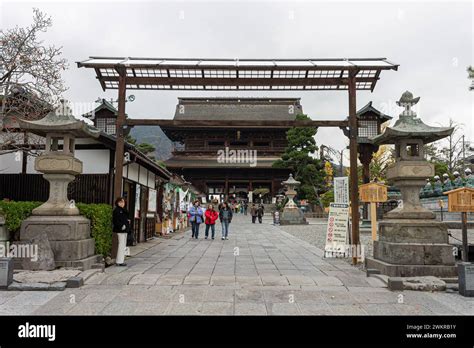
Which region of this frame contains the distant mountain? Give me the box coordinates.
[129,126,173,161]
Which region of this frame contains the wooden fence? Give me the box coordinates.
[0,174,111,204]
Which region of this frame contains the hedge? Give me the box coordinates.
[0,201,113,257]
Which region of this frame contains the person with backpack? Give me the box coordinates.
[188,200,203,239]
[219,202,233,240]
[204,204,219,240]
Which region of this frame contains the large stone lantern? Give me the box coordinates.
[365,91,456,277]
[280,174,307,225]
[17,101,102,270]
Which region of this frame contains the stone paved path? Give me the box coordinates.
[1,214,473,315]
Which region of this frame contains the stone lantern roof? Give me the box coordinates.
[18,100,100,139]
[371,91,453,145]
[282,174,300,186]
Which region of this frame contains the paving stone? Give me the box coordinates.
[167,302,203,315]
[330,304,367,315]
[267,302,300,315]
[10,214,471,317]
[204,288,235,302]
[236,276,263,287]
[68,302,108,315]
[101,301,138,315]
[156,275,185,286]
[129,274,161,285]
[311,276,344,286]
[261,276,289,286]
[298,302,331,315]
[134,302,170,315]
[184,275,210,285]
[285,275,315,286]
[201,302,233,315]
[235,289,264,303]
[234,302,267,315]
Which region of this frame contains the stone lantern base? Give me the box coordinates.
[365,219,457,277]
[280,207,308,225]
[16,216,102,271]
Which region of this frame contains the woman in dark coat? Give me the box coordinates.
[218,202,233,240]
[112,197,130,266]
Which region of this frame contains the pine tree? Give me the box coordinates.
[273,114,325,204]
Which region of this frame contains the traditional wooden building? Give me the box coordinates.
[0,99,172,243]
[161,97,298,203]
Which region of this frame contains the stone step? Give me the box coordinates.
[55,254,103,271]
[365,257,458,278]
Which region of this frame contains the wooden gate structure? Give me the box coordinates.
[77,57,398,264]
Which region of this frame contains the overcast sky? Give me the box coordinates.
[2,0,473,160]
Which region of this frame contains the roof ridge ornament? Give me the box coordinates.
[396,90,420,117]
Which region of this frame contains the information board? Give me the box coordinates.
[324,203,349,256]
[334,177,349,204]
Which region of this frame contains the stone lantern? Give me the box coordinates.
[365,91,457,277]
[17,101,102,270]
[279,174,307,225]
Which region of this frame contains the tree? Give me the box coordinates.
[0,8,67,160]
[429,118,471,173]
[137,142,156,160]
[369,145,394,182]
[273,114,325,205]
[1,8,67,127]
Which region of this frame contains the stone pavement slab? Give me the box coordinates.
[1,214,472,316]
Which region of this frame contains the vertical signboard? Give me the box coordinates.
[324,202,349,257]
[334,177,349,204]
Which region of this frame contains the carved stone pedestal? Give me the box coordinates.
[17,216,101,270]
[280,207,308,225]
[366,219,457,277]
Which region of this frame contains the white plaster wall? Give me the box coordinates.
[147,172,155,188]
[127,162,139,182]
[75,149,110,174]
[139,167,148,186]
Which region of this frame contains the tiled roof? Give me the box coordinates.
[174,97,302,121]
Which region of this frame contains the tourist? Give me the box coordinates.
[188,200,203,239]
[257,203,265,223]
[112,197,130,266]
[219,202,233,240]
[243,201,248,215]
[204,204,219,240]
[250,203,257,223]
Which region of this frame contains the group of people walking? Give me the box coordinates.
[112,197,267,266]
[250,203,265,224]
[188,200,233,240]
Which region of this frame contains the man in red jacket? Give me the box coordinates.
[204,204,219,240]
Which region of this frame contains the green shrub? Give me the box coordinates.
[321,190,335,208]
[0,201,42,233]
[76,203,113,257]
[0,201,113,257]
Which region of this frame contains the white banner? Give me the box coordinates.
[134,184,141,219]
[324,203,349,257]
[334,177,349,204]
[148,188,157,212]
